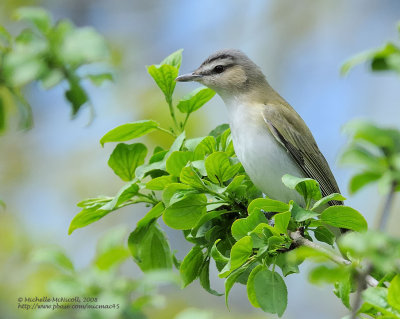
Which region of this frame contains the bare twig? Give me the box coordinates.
[377,181,397,231]
[351,263,373,319]
[289,230,350,265]
[288,231,378,287]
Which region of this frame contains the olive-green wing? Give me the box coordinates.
[262,103,342,205]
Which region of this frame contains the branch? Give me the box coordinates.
[377,180,397,231]
[351,263,373,319]
[289,231,378,287]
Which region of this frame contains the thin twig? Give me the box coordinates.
[377,181,397,231]
[181,113,190,130]
[289,231,378,287]
[351,263,373,319]
[166,98,179,132]
[156,126,177,138]
[289,230,350,265]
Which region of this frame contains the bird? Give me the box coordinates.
[175,49,342,208]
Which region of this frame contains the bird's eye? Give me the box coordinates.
[213,65,224,74]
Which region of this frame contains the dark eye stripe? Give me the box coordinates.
[199,63,235,76]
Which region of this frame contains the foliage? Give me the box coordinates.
[341,120,400,195]
[67,49,400,318]
[0,7,111,132]
[31,227,181,319]
[341,22,400,76]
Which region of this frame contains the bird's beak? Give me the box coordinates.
[175,73,202,82]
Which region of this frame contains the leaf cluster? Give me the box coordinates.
[32,227,180,319]
[341,120,400,195]
[341,22,400,75]
[0,7,112,131]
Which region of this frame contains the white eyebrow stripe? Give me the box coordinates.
[200,58,234,74]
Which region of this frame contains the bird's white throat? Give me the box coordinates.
[225,98,306,205]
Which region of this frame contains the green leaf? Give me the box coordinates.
[136,202,165,229]
[254,268,287,317]
[287,246,331,264]
[100,120,159,146]
[161,49,183,69]
[230,235,253,270]
[191,160,207,176]
[0,96,5,132]
[100,182,139,211]
[177,87,215,114]
[313,226,335,246]
[339,231,400,274]
[108,143,147,181]
[166,151,194,176]
[163,194,207,230]
[334,280,351,309]
[250,223,280,246]
[180,165,206,189]
[40,69,64,89]
[362,287,398,316]
[95,246,130,270]
[69,205,108,235]
[340,146,384,171]
[147,64,178,103]
[225,266,247,309]
[290,201,319,222]
[273,211,291,234]
[247,198,289,215]
[343,120,399,151]
[128,221,172,271]
[211,239,229,264]
[226,175,246,193]
[311,193,346,211]
[14,7,52,34]
[193,136,217,159]
[65,78,88,116]
[220,236,253,278]
[388,275,400,311]
[341,49,379,75]
[308,265,350,284]
[209,123,230,137]
[31,248,74,272]
[135,131,186,179]
[205,152,241,184]
[199,259,223,296]
[192,210,230,237]
[87,73,113,86]
[231,210,268,241]
[320,206,368,232]
[69,183,138,234]
[247,264,263,308]
[282,174,322,203]
[180,246,205,287]
[0,25,12,47]
[275,253,300,277]
[349,171,382,194]
[60,27,109,66]
[162,183,192,206]
[146,175,176,190]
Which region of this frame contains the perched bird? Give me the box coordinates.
[176,49,342,207]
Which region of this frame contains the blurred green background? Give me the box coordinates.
[1,1,400,318]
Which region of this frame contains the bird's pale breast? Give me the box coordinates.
[227,100,306,205]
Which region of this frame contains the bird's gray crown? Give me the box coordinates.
[199,49,245,67]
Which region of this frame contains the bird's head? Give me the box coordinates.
[176,49,267,99]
